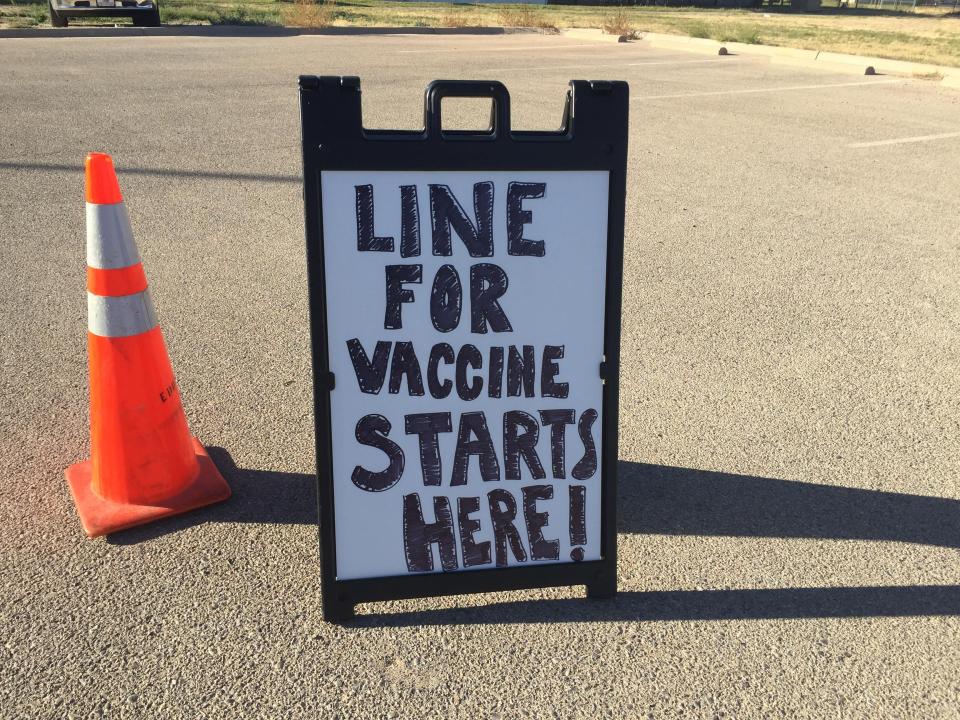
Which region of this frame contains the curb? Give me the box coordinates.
[0,25,529,39]
[561,28,633,45]
[636,31,960,88]
[643,33,729,56]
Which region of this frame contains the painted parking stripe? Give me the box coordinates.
[635,79,900,101]
[849,131,960,148]
[396,43,600,54]
[482,58,732,72]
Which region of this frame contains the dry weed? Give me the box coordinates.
[602,7,637,38]
[497,5,557,31]
[439,10,476,28]
[283,0,334,28]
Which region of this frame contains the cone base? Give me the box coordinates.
[65,438,232,538]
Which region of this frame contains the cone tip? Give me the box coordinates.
[85,152,123,205]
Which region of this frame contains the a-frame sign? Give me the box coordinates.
[300,77,628,621]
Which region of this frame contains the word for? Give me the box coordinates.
[383,262,512,333]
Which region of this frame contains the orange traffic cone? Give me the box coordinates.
[65,152,231,537]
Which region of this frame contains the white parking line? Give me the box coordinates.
[396,43,600,54]
[635,79,900,101]
[849,131,960,148]
[481,58,731,72]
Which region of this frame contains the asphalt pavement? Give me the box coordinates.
[0,30,958,719]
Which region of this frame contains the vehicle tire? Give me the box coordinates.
[49,0,68,27]
[132,1,160,26]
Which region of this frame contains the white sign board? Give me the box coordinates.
[320,170,608,581]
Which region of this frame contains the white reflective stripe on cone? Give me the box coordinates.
[87,289,158,338]
[86,202,141,270]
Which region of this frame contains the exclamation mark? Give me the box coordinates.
[569,484,586,561]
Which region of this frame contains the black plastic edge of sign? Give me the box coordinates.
[299,76,629,622]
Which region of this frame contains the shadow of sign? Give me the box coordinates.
[349,585,960,628]
[619,462,960,549]
[105,450,960,622]
[0,161,300,185]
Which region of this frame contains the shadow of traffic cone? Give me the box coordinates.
[65,152,231,537]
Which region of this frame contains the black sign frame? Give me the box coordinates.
[299,76,628,622]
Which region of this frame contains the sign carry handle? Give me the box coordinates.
[424,80,511,140]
